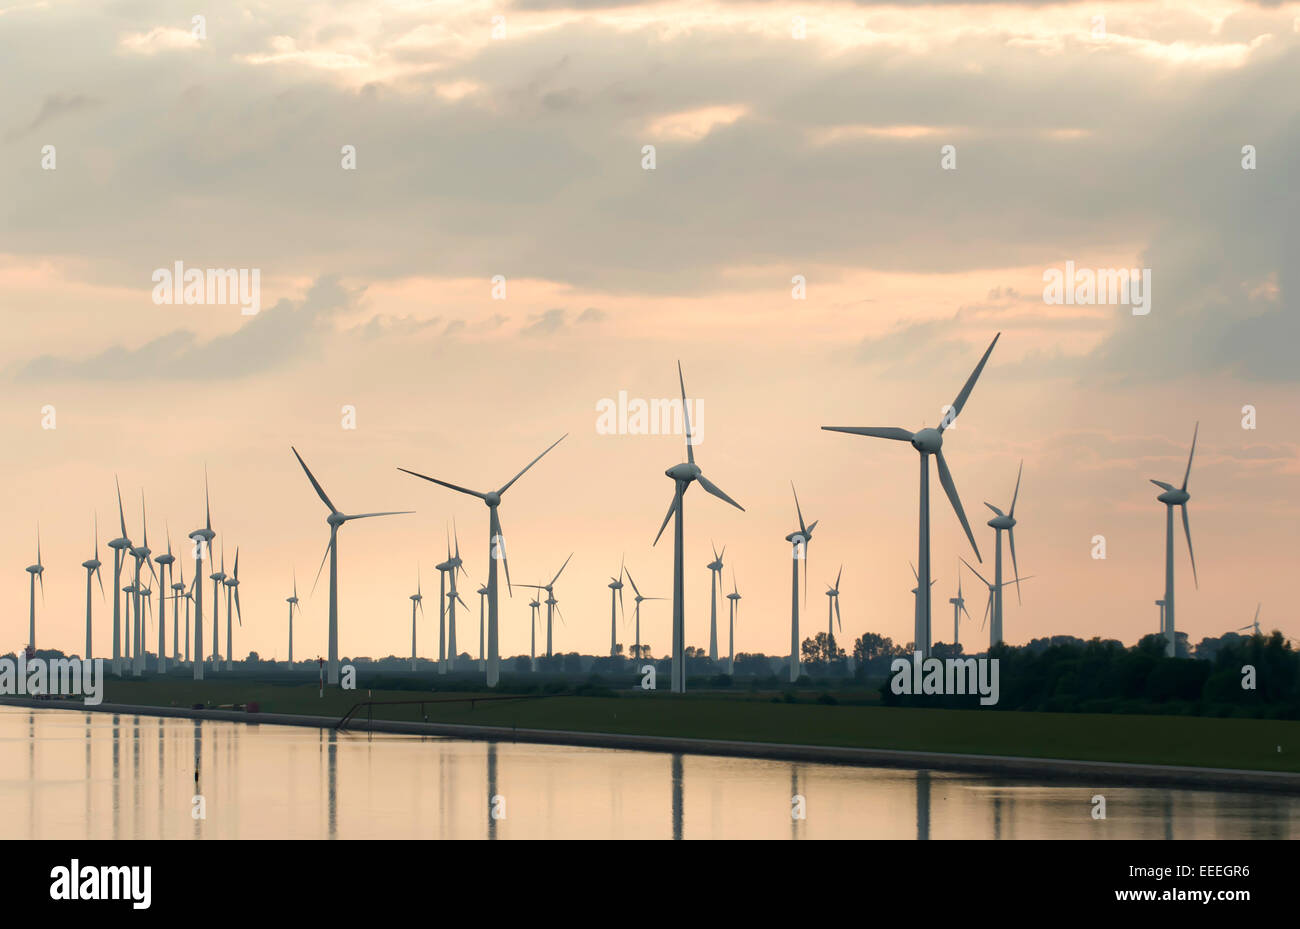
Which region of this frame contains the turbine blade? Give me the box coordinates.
[235,588,242,626]
[397,468,486,500]
[1150,479,1174,491]
[835,564,843,590]
[697,473,744,511]
[344,511,415,521]
[95,564,105,599]
[625,567,642,599]
[1009,459,1023,518]
[984,502,1003,516]
[311,537,334,595]
[653,493,678,546]
[960,556,992,589]
[550,552,574,586]
[910,561,918,582]
[791,482,807,536]
[491,508,513,596]
[981,594,991,630]
[936,450,980,561]
[116,476,127,538]
[834,597,842,631]
[497,434,567,496]
[677,361,695,466]
[1008,528,1021,604]
[291,447,339,513]
[1181,504,1198,588]
[821,426,914,441]
[1181,422,1198,491]
[942,332,1000,432]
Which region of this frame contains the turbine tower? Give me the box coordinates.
[528,595,541,670]
[434,542,453,674]
[108,479,133,675]
[704,545,726,662]
[909,562,937,642]
[784,485,818,683]
[81,515,105,660]
[652,363,744,694]
[154,532,176,673]
[823,333,998,659]
[129,495,159,676]
[476,584,489,671]
[726,570,742,675]
[520,553,573,659]
[287,571,301,666]
[984,460,1023,647]
[209,544,226,671]
[825,565,843,643]
[409,570,423,671]
[25,527,44,652]
[169,560,187,666]
[625,568,663,663]
[224,547,242,669]
[187,470,214,681]
[445,524,467,671]
[948,570,971,649]
[1151,423,1199,658]
[293,446,413,685]
[608,558,626,658]
[399,434,567,688]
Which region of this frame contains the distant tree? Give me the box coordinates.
[853,632,895,663]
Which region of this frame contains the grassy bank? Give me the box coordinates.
[84,677,1300,773]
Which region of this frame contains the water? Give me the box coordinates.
[1,706,1296,839]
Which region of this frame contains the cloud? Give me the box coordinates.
[4,93,102,142]
[520,307,568,337]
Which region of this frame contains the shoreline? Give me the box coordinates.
[4,696,1297,793]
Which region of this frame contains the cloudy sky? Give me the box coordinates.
[3,0,1297,664]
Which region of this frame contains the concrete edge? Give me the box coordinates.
[5,696,1298,794]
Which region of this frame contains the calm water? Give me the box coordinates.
[1,706,1295,839]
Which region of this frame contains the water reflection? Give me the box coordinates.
[1,706,1297,840]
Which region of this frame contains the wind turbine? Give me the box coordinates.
[81,515,104,660]
[409,570,424,671]
[961,558,1034,648]
[823,332,998,659]
[784,485,818,683]
[476,584,489,671]
[652,363,744,694]
[608,558,626,658]
[169,559,187,666]
[705,544,724,663]
[223,547,242,669]
[287,571,301,666]
[1237,603,1262,637]
[1152,423,1199,658]
[293,446,413,685]
[154,532,176,673]
[400,434,567,688]
[108,479,133,675]
[726,570,742,675]
[625,567,663,663]
[208,543,228,671]
[909,562,937,643]
[25,527,44,652]
[520,553,573,659]
[984,460,1023,647]
[948,569,972,649]
[445,524,467,671]
[129,495,159,676]
[825,565,843,643]
[434,542,453,674]
[528,595,541,670]
[187,470,215,681]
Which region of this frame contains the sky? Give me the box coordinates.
[2,0,1298,664]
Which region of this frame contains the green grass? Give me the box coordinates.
[89,677,1300,773]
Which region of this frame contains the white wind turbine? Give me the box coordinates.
[825,565,843,643]
[909,562,937,645]
[528,595,541,670]
[400,434,567,688]
[1151,423,1199,658]
[434,541,453,673]
[652,363,744,694]
[961,557,1034,648]
[287,571,301,666]
[293,446,414,685]
[726,570,742,675]
[608,558,626,658]
[409,570,423,671]
[187,470,215,681]
[223,547,242,669]
[521,553,573,659]
[445,525,467,670]
[705,544,724,663]
[108,478,133,675]
[81,515,105,660]
[1237,603,1263,637]
[948,569,972,649]
[625,567,663,663]
[168,558,187,666]
[476,583,489,670]
[129,495,159,676]
[209,544,226,671]
[984,460,1023,647]
[154,532,176,673]
[784,485,818,683]
[25,527,44,652]
[824,333,999,659]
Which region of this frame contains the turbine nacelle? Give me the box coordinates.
[483,491,502,507]
[188,529,214,544]
[1153,483,1190,506]
[82,559,102,570]
[665,462,701,482]
[26,564,43,575]
[910,428,943,453]
[155,553,176,566]
[986,510,1015,531]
